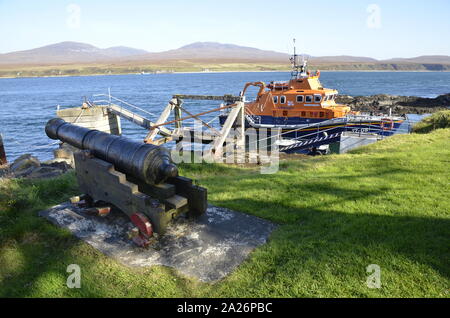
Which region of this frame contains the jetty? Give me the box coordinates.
[51,91,414,166]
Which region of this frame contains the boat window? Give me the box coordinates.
[301,111,306,116]
[314,95,322,103]
[296,95,304,103]
[280,96,286,104]
[273,96,278,104]
[320,112,324,118]
[305,95,313,103]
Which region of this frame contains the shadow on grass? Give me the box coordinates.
[0,214,195,297]
[0,174,98,297]
[0,174,200,297]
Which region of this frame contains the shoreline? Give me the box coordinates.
[1,68,450,79]
[0,111,444,163]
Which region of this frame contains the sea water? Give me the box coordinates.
[0,71,448,161]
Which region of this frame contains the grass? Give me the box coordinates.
[0,129,449,297]
[412,110,450,133]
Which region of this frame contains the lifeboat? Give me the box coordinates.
[219,44,405,146]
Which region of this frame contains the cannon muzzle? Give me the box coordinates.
[45,118,178,185]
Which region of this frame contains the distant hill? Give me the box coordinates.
[0,41,449,76]
[101,46,149,58]
[134,42,290,62]
[381,55,450,64]
[0,41,149,65]
[310,55,378,63]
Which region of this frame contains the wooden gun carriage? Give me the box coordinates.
[46,118,207,246]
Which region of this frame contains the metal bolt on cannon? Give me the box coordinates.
[45,118,207,247]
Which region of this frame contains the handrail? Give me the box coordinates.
[93,93,158,118]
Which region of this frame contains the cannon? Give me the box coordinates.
[46,118,178,185]
[45,118,207,246]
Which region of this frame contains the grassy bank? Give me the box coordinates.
[0,129,449,297]
[412,110,450,133]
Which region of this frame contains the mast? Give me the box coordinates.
[290,38,308,79]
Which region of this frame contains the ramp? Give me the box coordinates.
[279,132,342,153]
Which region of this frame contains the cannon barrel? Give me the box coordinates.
[45,118,178,185]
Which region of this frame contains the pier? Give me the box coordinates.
[52,92,411,163]
[89,93,252,162]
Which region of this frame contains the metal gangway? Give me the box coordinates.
[93,93,248,161]
[93,94,173,139]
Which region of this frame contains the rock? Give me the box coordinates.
[27,166,64,179]
[54,148,72,160]
[53,143,77,167]
[336,93,450,115]
[51,157,73,168]
[42,159,73,171]
[435,93,450,104]
[14,166,38,178]
[0,165,11,178]
[336,95,354,104]
[3,153,73,180]
[10,154,40,176]
[28,159,73,179]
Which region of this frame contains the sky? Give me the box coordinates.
[0,0,449,59]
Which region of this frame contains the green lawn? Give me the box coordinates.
[0,129,449,297]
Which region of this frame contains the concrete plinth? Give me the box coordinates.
[57,106,121,135]
[39,203,276,282]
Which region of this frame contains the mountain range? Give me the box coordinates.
[1,41,449,66]
[0,42,148,64]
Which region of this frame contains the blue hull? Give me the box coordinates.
[219,115,404,139]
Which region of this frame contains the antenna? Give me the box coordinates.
[293,38,296,57]
[290,38,301,79]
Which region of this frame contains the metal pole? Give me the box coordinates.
[148,104,235,130]
[359,119,362,137]
[0,133,7,166]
